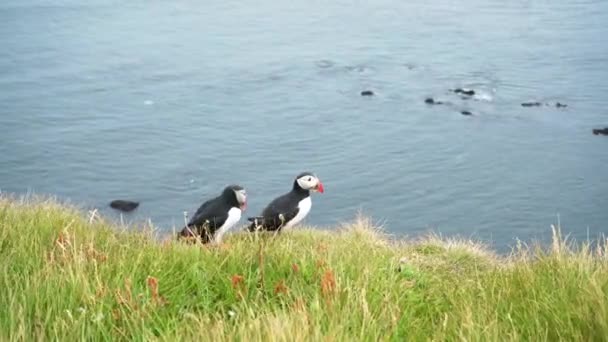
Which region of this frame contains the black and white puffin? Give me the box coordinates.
[247,172,324,232]
[178,185,247,244]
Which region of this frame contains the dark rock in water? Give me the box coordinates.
[347,65,371,73]
[315,59,335,68]
[592,128,608,136]
[361,90,374,96]
[460,110,473,116]
[109,200,139,212]
[521,102,543,107]
[453,88,475,96]
[521,101,567,108]
[425,97,444,105]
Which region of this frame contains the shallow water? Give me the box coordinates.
[1,0,607,251]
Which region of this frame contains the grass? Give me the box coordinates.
[1,196,607,341]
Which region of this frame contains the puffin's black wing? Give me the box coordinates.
[180,197,228,242]
[247,193,300,231]
[188,199,214,226]
[247,209,299,231]
[188,209,228,231]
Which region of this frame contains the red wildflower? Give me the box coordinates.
[231,275,244,289]
[230,274,247,300]
[147,276,159,300]
[55,232,70,249]
[320,269,336,297]
[274,280,288,295]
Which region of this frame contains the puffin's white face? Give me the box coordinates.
[296,174,325,193]
[234,189,247,210]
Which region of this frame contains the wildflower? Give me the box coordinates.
[146,276,168,306]
[147,276,159,300]
[320,269,336,297]
[291,263,300,273]
[274,280,288,295]
[230,274,247,300]
[231,275,244,289]
[55,231,70,249]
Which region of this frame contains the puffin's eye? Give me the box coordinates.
[307,177,312,181]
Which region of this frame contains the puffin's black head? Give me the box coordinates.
[221,185,247,210]
[292,172,324,193]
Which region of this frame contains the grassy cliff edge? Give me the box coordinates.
[1,197,607,341]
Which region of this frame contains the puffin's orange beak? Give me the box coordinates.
[240,200,247,210]
[315,181,324,193]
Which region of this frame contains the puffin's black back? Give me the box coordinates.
[247,177,310,231]
[179,185,242,242]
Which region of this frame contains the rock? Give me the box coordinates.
[592,128,608,136]
[424,97,443,105]
[460,110,473,116]
[361,90,374,96]
[347,65,371,73]
[452,88,475,96]
[109,200,139,212]
[521,102,543,107]
[315,59,334,68]
[521,101,568,108]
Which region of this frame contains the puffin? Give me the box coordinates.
[178,185,247,244]
[247,172,324,232]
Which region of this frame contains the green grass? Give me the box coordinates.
[1,196,607,341]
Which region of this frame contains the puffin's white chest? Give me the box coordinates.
[284,196,311,229]
[213,207,241,243]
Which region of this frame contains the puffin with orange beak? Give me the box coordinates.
[248,172,324,232]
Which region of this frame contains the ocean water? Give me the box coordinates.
[1,0,607,251]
